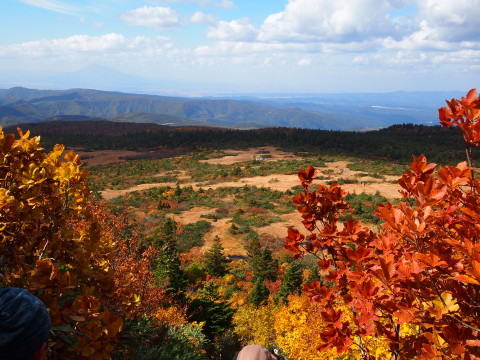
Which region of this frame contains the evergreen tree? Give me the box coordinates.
[246,236,262,265]
[153,218,188,301]
[246,238,278,282]
[249,277,270,307]
[246,238,278,306]
[306,261,321,284]
[204,236,229,277]
[187,282,235,340]
[275,260,303,304]
[153,217,176,247]
[254,247,278,282]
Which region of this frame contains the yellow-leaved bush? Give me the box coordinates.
[273,295,340,360]
[0,128,121,359]
[233,300,276,347]
[273,294,392,360]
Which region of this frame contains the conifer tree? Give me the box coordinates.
[275,260,303,304]
[305,261,321,284]
[153,218,188,301]
[204,235,229,277]
[249,277,270,307]
[174,183,182,197]
[187,282,235,340]
[246,238,278,282]
[254,247,279,282]
[246,236,262,264]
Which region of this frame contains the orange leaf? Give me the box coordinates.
[298,166,316,184]
[453,274,480,285]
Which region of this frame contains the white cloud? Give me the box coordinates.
[207,18,258,41]
[382,0,480,51]
[17,0,80,15]
[0,33,173,58]
[352,49,480,69]
[297,57,311,66]
[188,11,217,25]
[194,0,480,69]
[432,50,480,66]
[217,0,234,9]
[121,6,179,31]
[146,0,234,9]
[417,0,480,42]
[256,0,406,44]
[194,40,325,59]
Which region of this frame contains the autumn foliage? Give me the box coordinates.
[285,89,480,359]
[0,130,121,358]
[0,130,163,359]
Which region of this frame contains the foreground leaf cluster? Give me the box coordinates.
[285,89,480,359]
[0,130,160,359]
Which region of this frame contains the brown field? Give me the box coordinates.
[99,147,404,255]
[74,149,146,167]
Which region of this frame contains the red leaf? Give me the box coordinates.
[298,165,317,184]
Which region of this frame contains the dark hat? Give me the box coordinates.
[0,288,51,360]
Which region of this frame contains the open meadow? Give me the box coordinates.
[87,146,405,256]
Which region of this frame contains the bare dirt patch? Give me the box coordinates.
[317,161,402,199]
[201,174,302,192]
[101,182,179,201]
[257,213,303,239]
[101,156,404,201]
[201,146,301,165]
[167,207,245,255]
[73,148,181,167]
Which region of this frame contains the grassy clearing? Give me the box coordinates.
[99,148,407,256]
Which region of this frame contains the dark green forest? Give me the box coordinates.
[7,120,475,166]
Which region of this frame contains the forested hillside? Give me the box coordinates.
[7,120,475,166]
[0,87,350,130]
[0,87,458,130]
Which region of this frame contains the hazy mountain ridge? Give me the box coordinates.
[0,87,462,130]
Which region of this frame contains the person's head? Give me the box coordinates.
[237,344,274,360]
[0,288,51,360]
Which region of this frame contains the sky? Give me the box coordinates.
[1,0,480,95]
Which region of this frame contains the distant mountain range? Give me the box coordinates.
[0,86,463,131]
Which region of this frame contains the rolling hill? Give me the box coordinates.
[0,87,462,130]
[0,87,350,130]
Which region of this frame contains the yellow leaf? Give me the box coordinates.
[432,292,459,314]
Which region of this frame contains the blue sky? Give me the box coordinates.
[1,0,479,95]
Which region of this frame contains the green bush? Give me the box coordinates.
[184,262,207,284]
[177,220,212,253]
[113,318,208,360]
[341,191,388,225]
